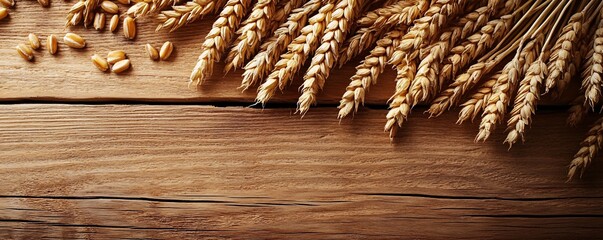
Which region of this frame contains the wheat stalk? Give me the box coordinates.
[255,1,336,105]
[189,0,252,86]
[384,61,416,140]
[338,27,407,119]
[156,0,226,32]
[568,116,603,180]
[338,0,428,66]
[457,72,500,124]
[223,0,278,73]
[297,0,364,115]
[240,0,322,90]
[545,13,584,94]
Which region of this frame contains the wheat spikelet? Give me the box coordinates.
[476,37,541,142]
[83,0,99,27]
[66,0,97,27]
[384,61,416,139]
[268,0,304,31]
[435,14,514,98]
[297,0,364,115]
[504,59,547,147]
[128,0,180,19]
[582,16,603,108]
[240,0,322,90]
[156,0,226,32]
[568,116,603,180]
[544,13,584,94]
[338,0,428,66]
[457,72,499,124]
[189,0,252,85]
[338,27,406,119]
[255,1,336,105]
[223,0,277,73]
[567,94,589,127]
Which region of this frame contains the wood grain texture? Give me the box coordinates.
[0,1,399,104]
[0,104,602,239]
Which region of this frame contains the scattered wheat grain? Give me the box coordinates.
[94,12,106,31]
[159,41,173,60]
[63,33,86,49]
[123,16,136,40]
[91,54,109,72]
[28,33,40,50]
[112,59,131,73]
[47,34,58,55]
[16,44,34,61]
[109,14,119,32]
[145,44,159,61]
[107,50,126,64]
[101,0,119,14]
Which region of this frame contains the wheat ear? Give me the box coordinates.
[128,0,179,19]
[223,0,279,73]
[156,0,226,32]
[583,13,603,108]
[255,1,336,105]
[476,37,542,142]
[568,116,603,180]
[240,0,322,90]
[457,72,500,124]
[338,27,407,119]
[297,0,364,115]
[384,61,416,140]
[190,0,252,86]
[567,94,589,127]
[544,13,584,94]
[338,0,428,66]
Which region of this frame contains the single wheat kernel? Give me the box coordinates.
[91,54,109,72]
[0,7,8,21]
[94,12,106,31]
[28,33,40,50]
[116,0,129,5]
[123,16,136,40]
[47,34,58,55]
[109,15,119,32]
[145,44,159,61]
[159,41,173,60]
[112,59,131,73]
[101,1,119,14]
[63,33,86,49]
[107,50,126,64]
[16,43,34,61]
[0,0,14,7]
[37,0,49,7]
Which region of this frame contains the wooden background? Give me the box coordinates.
[0,1,602,239]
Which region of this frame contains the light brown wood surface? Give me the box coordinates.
[1,104,602,239]
[1,1,602,239]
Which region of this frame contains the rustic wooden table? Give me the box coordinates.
[1,2,602,239]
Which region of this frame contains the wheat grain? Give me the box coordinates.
[16,44,34,61]
[91,54,109,72]
[112,59,131,73]
[159,41,174,60]
[123,16,136,40]
[255,1,336,105]
[338,0,428,66]
[101,0,119,14]
[109,14,119,32]
[128,2,150,18]
[297,0,364,115]
[0,7,7,21]
[384,60,416,140]
[66,1,85,27]
[189,0,253,86]
[107,50,126,64]
[156,0,226,32]
[223,0,277,73]
[47,34,58,55]
[117,0,129,4]
[457,72,499,124]
[28,33,40,50]
[338,27,406,119]
[94,12,106,31]
[545,13,584,94]
[146,43,159,61]
[63,33,86,49]
[83,0,99,27]
[0,0,14,8]
[568,116,603,180]
[240,0,322,90]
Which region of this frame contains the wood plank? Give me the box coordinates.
[0,1,398,104]
[0,104,601,239]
